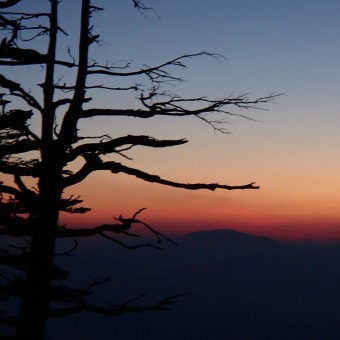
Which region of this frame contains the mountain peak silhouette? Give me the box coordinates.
[176,228,287,259]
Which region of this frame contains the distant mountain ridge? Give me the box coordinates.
[47,228,340,339]
[178,228,287,252]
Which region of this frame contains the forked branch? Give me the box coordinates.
[86,52,217,80]
[81,93,281,133]
[55,208,176,250]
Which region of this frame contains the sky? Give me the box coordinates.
[4,0,340,243]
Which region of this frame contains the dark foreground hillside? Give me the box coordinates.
[12,229,340,339]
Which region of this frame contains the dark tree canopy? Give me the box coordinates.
[0,0,279,338]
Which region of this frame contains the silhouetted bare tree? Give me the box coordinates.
[0,0,279,338]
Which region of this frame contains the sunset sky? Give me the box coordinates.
[8,0,340,243]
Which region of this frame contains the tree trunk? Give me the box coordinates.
[17,0,60,332]
[16,164,61,339]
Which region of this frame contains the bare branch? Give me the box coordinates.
[81,107,155,119]
[0,182,20,196]
[55,209,173,243]
[87,52,217,79]
[49,292,192,317]
[59,195,91,214]
[0,160,39,177]
[0,45,47,63]
[0,58,77,68]
[66,135,187,163]
[85,276,110,294]
[62,155,259,190]
[105,161,260,190]
[54,239,78,257]
[0,10,49,17]
[0,0,21,9]
[81,93,281,133]
[97,233,166,250]
[113,207,176,245]
[0,75,42,110]
[53,83,141,92]
[0,140,40,158]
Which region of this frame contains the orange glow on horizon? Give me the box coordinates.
[59,174,340,245]
[57,132,340,246]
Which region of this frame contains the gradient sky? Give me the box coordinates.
[7,0,340,243]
